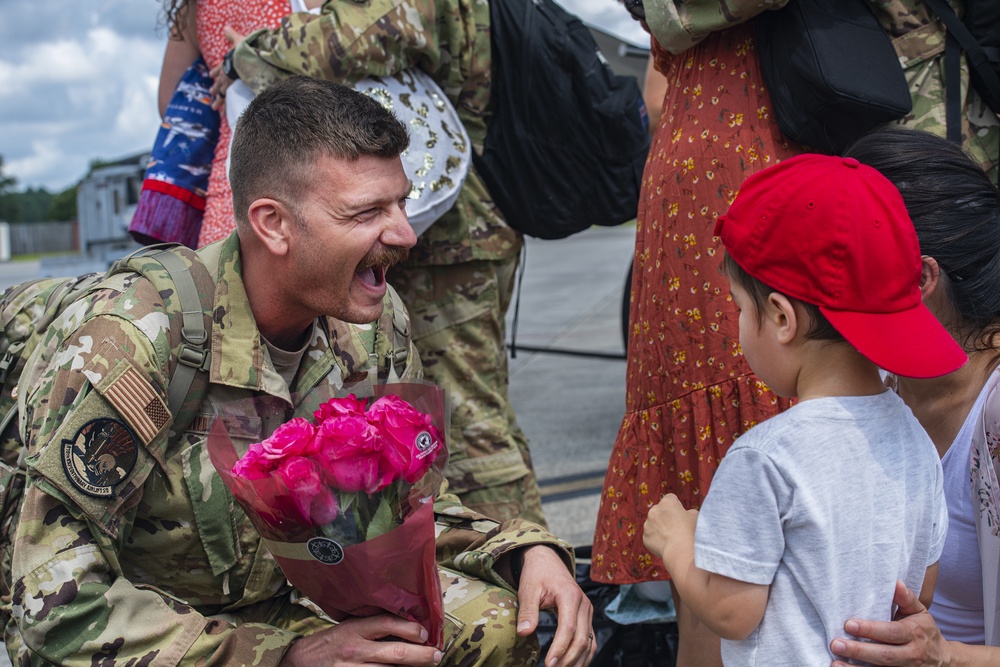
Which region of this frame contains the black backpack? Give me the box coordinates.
[754,0,914,155]
[923,0,1000,144]
[473,0,652,241]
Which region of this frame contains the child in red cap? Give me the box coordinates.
[642,154,968,665]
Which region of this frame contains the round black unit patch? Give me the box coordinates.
[62,418,138,498]
[306,537,345,565]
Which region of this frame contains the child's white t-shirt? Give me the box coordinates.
[695,391,948,666]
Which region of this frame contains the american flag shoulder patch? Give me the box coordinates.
[99,364,170,445]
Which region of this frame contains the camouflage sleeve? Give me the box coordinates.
[432,492,575,593]
[232,0,443,94]
[11,298,297,666]
[644,0,789,55]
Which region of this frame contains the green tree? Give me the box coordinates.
[0,155,17,221]
[16,187,54,222]
[47,185,78,221]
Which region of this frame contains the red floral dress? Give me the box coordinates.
[592,24,800,584]
[195,0,290,247]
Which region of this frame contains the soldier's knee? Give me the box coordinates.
[439,569,540,667]
[460,474,547,528]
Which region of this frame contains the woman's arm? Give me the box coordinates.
[830,580,1000,667]
[642,55,668,134]
[918,562,938,610]
[158,0,200,117]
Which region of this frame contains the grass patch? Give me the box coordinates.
[10,251,79,262]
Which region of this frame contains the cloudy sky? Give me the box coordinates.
[0,0,648,193]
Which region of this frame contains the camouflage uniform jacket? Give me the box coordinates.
[232,0,522,267]
[645,0,998,177]
[5,233,571,666]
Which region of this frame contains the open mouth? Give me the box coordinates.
[355,265,387,288]
[355,246,409,289]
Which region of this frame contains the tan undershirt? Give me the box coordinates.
[263,336,310,390]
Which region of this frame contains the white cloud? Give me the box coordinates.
[6,140,63,183]
[0,0,646,192]
[113,73,164,143]
[0,19,166,191]
[558,0,649,46]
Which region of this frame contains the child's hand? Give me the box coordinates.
[642,494,698,560]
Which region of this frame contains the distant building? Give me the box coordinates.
[588,27,649,86]
[75,152,146,261]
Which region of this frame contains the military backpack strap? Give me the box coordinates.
[145,249,211,418]
[108,243,214,434]
[383,286,411,382]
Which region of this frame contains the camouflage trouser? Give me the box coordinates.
[389,257,546,527]
[282,567,540,666]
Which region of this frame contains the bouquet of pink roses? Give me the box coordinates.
[206,383,448,646]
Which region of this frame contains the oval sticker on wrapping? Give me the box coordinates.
[307,537,345,565]
[61,418,138,498]
[415,431,435,459]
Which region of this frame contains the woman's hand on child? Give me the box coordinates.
[829,580,951,666]
[642,493,697,561]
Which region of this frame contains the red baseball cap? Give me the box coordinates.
[714,153,966,379]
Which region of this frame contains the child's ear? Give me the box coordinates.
[766,292,798,344]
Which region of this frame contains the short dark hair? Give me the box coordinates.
[844,126,1000,357]
[229,76,410,227]
[722,251,844,342]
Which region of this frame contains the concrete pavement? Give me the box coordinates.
[506,225,636,548]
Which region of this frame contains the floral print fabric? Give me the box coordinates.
[195,0,290,247]
[592,24,798,584]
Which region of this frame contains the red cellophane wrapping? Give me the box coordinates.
[206,382,448,646]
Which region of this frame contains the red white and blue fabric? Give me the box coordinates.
[129,57,220,249]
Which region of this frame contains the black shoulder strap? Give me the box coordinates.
[923,0,1000,131]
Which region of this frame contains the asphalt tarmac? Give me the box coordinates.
[506,225,637,547]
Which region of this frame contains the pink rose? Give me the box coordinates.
[314,394,369,424]
[258,418,317,462]
[231,442,273,480]
[278,456,339,526]
[315,415,383,493]
[367,395,443,484]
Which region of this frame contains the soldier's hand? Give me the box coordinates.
[279,614,442,666]
[515,545,596,667]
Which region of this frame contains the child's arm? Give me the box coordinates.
[643,494,769,640]
[917,562,938,611]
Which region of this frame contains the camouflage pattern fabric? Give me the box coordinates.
[233,0,544,525]
[645,0,998,178]
[2,232,572,666]
[282,567,541,665]
[390,256,546,527]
